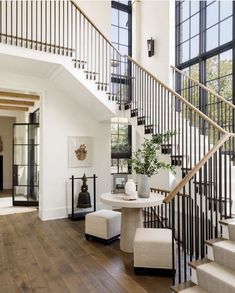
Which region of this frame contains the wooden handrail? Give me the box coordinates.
[69,1,229,135]
[70,0,121,56]
[126,56,228,135]
[171,65,235,110]
[163,132,234,204]
[150,187,190,197]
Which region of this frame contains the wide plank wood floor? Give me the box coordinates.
[0,211,172,293]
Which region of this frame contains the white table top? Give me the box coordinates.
[100,192,165,209]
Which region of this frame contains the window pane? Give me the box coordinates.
[206,55,219,81]
[119,10,128,28]
[220,0,233,20]
[206,25,218,51]
[180,41,189,63]
[190,35,199,59]
[206,2,218,28]
[180,1,190,22]
[119,28,128,45]
[191,1,200,15]
[111,159,118,174]
[190,13,199,37]
[111,26,118,43]
[206,79,219,94]
[119,124,128,135]
[112,8,118,26]
[220,50,233,77]
[219,17,232,46]
[180,20,190,42]
[119,45,129,55]
[119,159,128,173]
[111,124,118,134]
[219,75,232,100]
[119,0,129,4]
[190,63,199,81]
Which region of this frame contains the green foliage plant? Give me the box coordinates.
[129,131,176,177]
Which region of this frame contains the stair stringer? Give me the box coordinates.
[0,43,120,121]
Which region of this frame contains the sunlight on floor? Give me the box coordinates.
[0,196,37,215]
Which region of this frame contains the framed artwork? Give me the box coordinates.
[68,136,93,167]
[113,173,128,193]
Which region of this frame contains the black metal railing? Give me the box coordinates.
[171,65,235,134]
[0,0,234,286]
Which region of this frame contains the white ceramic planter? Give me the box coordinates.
[137,174,150,198]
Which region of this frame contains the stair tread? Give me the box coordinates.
[188,258,211,269]
[219,218,235,226]
[205,237,225,246]
[197,261,235,287]
[214,239,235,252]
[171,281,198,292]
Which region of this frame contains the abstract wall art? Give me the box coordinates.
[68,136,93,167]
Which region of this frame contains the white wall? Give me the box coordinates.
[76,0,111,39]
[132,0,175,85]
[0,116,15,189]
[0,70,111,221]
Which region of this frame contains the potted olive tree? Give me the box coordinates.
[129,132,176,198]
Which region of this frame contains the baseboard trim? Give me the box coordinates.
[134,267,175,277]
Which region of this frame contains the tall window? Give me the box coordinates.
[111,1,132,56]
[176,1,234,108]
[111,1,132,103]
[111,117,131,174]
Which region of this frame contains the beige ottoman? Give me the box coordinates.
[134,228,173,275]
[85,209,121,244]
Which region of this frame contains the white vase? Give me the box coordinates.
[125,179,136,197]
[137,174,150,198]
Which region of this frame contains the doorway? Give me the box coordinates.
[13,122,39,206]
[0,116,15,201]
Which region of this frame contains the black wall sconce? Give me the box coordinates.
[147,38,154,57]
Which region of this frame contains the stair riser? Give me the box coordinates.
[206,245,214,261]
[221,225,229,240]
[191,268,198,285]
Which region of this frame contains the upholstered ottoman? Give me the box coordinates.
[134,228,173,275]
[85,209,121,244]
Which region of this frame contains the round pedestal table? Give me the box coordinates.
[100,192,165,253]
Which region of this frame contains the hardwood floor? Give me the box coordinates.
[0,211,172,293]
[0,189,12,198]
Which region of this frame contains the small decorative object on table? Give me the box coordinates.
[124,178,137,200]
[128,132,176,198]
[113,173,128,193]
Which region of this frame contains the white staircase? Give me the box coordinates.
[172,219,235,292]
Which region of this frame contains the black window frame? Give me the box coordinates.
[111,1,132,103]
[175,1,235,132]
[111,119,132,174]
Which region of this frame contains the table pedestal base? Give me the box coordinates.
[120,207,143,253]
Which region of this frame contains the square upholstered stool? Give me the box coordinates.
[85,209,121,244]
[134,228,174,275]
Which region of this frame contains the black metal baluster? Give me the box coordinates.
[10,0,12,45]
[74,6,77,67]
[40,0,42,50]
[45,0,47,52]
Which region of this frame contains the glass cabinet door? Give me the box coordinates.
[13,123,39,206]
